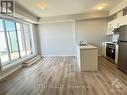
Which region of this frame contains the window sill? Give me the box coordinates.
[2,54,37,71]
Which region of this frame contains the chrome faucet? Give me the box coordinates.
[80,41,84,45]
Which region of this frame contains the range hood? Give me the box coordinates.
[113,28,120,33]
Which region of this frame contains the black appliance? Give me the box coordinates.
[118,25,127,73]
[106,43,115,63]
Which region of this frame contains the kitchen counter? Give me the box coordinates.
[77,44,98,49]
[76,44,98,71]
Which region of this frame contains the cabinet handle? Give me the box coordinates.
[117,23,119,27]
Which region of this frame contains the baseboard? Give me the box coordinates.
[0,64,22,80]
[41,55,77,57]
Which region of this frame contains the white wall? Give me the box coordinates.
[39,21,76,56]
[75,18,108,55]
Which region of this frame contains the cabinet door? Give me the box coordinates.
[107,19,120,35]
[102,42,106,57]
[119,15,127,26]
[107,15,127,35]
[112,19,120,29]
[107,21,114,35]
[107,22,111,35]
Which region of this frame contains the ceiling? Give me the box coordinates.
[16,0,122,18]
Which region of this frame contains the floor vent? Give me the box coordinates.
[22,55,42,67]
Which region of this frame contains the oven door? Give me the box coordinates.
[106,47,115,63]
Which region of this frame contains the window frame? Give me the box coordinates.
[4,20,21,61]
[0,17,34,66]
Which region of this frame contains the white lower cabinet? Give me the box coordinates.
[102,42,106,57]
[77,45,98,71]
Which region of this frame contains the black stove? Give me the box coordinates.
[106,43,116,63]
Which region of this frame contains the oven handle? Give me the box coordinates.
[106,47,115,49]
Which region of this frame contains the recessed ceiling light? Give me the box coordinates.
[40,3,47,10]
[40,4,44,9]
[97,6,104,10]
[93,3,108,11]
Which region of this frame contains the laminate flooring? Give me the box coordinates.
[0,56,127,95]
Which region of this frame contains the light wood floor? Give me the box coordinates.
[0,56,127,95]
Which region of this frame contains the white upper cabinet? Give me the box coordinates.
[107,19,119,35]
[119,15,127,26]
[107,22,113,35]
[107,15,127,35]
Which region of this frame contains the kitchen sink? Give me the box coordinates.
[80,44,88,46]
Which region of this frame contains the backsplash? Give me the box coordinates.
[105,34,119,42]
[112,34,119,42]
[105,35,113,42]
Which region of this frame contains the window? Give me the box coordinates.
[5,20,20,61]
[16,23,26,57]
[23,24,33,55]
[0,19,10,64]
[0,18,35,66]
